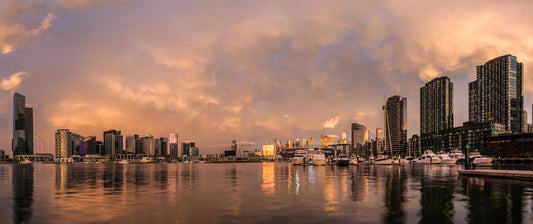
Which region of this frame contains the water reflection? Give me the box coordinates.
[2,163,533,224]
[13,164,33,224]
[464,176,527,224]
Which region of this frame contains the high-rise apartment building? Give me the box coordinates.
[420,76,454,135]
[351,123,368,147]
[376,128,383,139]
[104,130,123,155]
[160,137,168,156]
[469,54,524,133]
[182,141,195,160]
[169,133,179,159]
[125,135,139,154]
[12,92,33,156]
[55,129,72,158]
[384,95,407,154]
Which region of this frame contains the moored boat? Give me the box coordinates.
[414,150,442,164]
[335,156,350,166]
[313,153,326,166]
[292,150,306,165]
[437,153,458,164]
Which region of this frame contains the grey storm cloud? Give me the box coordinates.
[1,0,533,155]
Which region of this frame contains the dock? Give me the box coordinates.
[458,169,533,180]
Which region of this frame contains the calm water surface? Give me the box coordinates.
[1,163,533,224]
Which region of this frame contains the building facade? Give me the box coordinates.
[13,92,33,156]
[104,130,123,155]
[469,54,524,133]
[55,129,72,158]
[169,133,179,159]
[420,76,454,151]
[351,123,368,148]
[385,95,407,154]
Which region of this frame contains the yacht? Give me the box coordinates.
[140,157,153,163]
[335,156,350,166]
[414,150,442,164]
[349,155,358,165]
[374,156,401,165]
[313,153,326,166]
[118,160,129,164]
[437,152,458,164]
[401,156,414,164]
[19,158,33,164]
[292,150,306,165]
[448,149,465,163]
[469,151,493,165]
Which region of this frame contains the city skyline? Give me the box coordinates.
[3,0,533,155]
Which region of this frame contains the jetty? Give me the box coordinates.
[458,169,533,180]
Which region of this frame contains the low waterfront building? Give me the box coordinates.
[487,133,533,158]
[436,122,508,153]
[262,144,275,159]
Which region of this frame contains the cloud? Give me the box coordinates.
[56,0,127,9]
[323,116,340,128]
[0,71,28,91]
[0,0,55,54]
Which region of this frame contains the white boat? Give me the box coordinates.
[414,150,442,164]
[118,160,129,164]
[335,156,350,166]
[140,157,152,163]
[374,156,401,165]
[349,155,358,165]
[437,153,458,164]
[470,152,493,165]
[448,149,465,163]
[292,150,306,165]
[401,156,414,164]
[19,158,33,164]
[313,153,326,166]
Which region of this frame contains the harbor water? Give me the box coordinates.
[1,163,533,224]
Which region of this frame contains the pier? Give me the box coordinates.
[458,169,533,180]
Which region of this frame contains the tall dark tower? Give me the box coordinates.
[231,140,237,152]
[469,54,524,133]
[384,95,407,154]
[12,92,33,156]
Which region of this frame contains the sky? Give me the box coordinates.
[2,0,533,156]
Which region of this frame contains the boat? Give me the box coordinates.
[448,149,465,163]
[118,160,129,164]
[414,150,442,164]
[335,156,350,166]
[437,152,458,164]
[313,153,326,166]
[292,150,306,165]
[374,156,401,165]
[19,158,33,164]
[401,156,414,164]
[469,151,493,166]
[349,155,358,165]
[140,157,153,163]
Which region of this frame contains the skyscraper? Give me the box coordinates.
[12,92,33,156]
[384,95,407,154]
[55,129,72,158]
[104,130,123,155]
[125,135,139,154]
[231,140,237,151]
[182,141,195,160]
[469,54,524,133]
[376,128,383,139]
[420,76,454,135]
[169,133,179,159]
[160,137,168,156]
[351,123,368,147]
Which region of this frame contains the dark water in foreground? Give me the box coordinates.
[1,163,532,224]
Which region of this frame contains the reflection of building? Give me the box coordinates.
[13,164,33,223]
[169,133,179,159]
[55,129,72,158]
[385,95,407,154]
[104,130,123,155]
[469,54,524,133]
[262,162,275,195]
[13,92,33,156]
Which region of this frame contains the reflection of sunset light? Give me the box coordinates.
[262,162,275,195]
